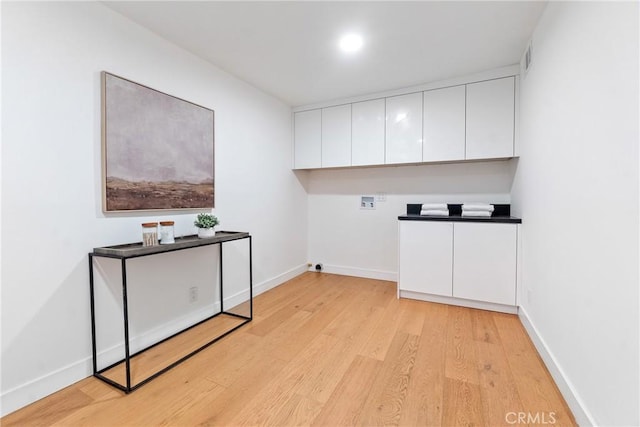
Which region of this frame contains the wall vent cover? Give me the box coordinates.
[524,41,533,74]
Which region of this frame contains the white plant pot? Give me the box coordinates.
[197,228,216,238]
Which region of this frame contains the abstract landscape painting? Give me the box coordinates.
[102,72,214,211]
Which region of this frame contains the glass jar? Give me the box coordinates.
[159,221,175,245]
[141,222,158,247]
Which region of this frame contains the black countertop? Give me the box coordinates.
[399,203,522,224]
[398,214,521,224]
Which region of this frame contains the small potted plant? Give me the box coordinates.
[194,213,219,238]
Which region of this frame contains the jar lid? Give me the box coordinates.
[141,222,158,227]
[159,221,175,226]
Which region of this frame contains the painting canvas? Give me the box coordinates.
[102,72,214,212]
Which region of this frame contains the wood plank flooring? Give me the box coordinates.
[1,272,576,426]
[100,314,247,387]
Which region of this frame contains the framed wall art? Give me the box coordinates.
[102,72,214,212]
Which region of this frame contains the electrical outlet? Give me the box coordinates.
[189,286,199,303]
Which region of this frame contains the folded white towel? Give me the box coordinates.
[462,203,494,212]
[421,203,448,211]
[421,209,449,216]
[461,210,492,217]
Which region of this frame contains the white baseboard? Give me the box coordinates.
[96,303,222,368]
[255,263,309,296]
[217,264,308,312]
[314,263,397,282]
[518,307,596,426]
[0,355,92,419]
[399,290,518,314]
[0,263,308,417]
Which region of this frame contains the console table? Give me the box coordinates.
[88,231,252,393]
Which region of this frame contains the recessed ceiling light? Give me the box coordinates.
[339,33,363,53]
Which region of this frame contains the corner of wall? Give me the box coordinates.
[518,307,596,426]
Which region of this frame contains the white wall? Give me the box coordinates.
[512,2,639,425]
[1,2,308,416]
[0,0,4,415]
[307,160,516,279]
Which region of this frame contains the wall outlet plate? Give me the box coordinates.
[360,195,375,209]
[189,286,199,303]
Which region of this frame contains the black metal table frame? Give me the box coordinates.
[88,233,252,393]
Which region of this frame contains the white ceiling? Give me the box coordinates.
[103,1,546,107]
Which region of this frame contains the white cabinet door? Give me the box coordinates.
[294,109,321,169]
[385,92,423,164]
[399,221,453,297]
[321,104,351,167]
[466,77,515,160]
[352,99,385,166]
[453,222,517,305]
[423,85,466,162]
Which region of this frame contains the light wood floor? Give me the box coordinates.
[2,272,575,426]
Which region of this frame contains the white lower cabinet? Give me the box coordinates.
[452,222,517,306]
[398,221,453,296]
[398,220,518,312]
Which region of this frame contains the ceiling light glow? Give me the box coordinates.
[339,33,363,53]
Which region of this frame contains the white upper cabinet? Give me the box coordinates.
[385,92,423,164]
[292,71,518,169]
[352,99,385,166]
[423,85,466,162]
[321,104,351,168]
[294,109,321,169]
[465,77,515,160]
